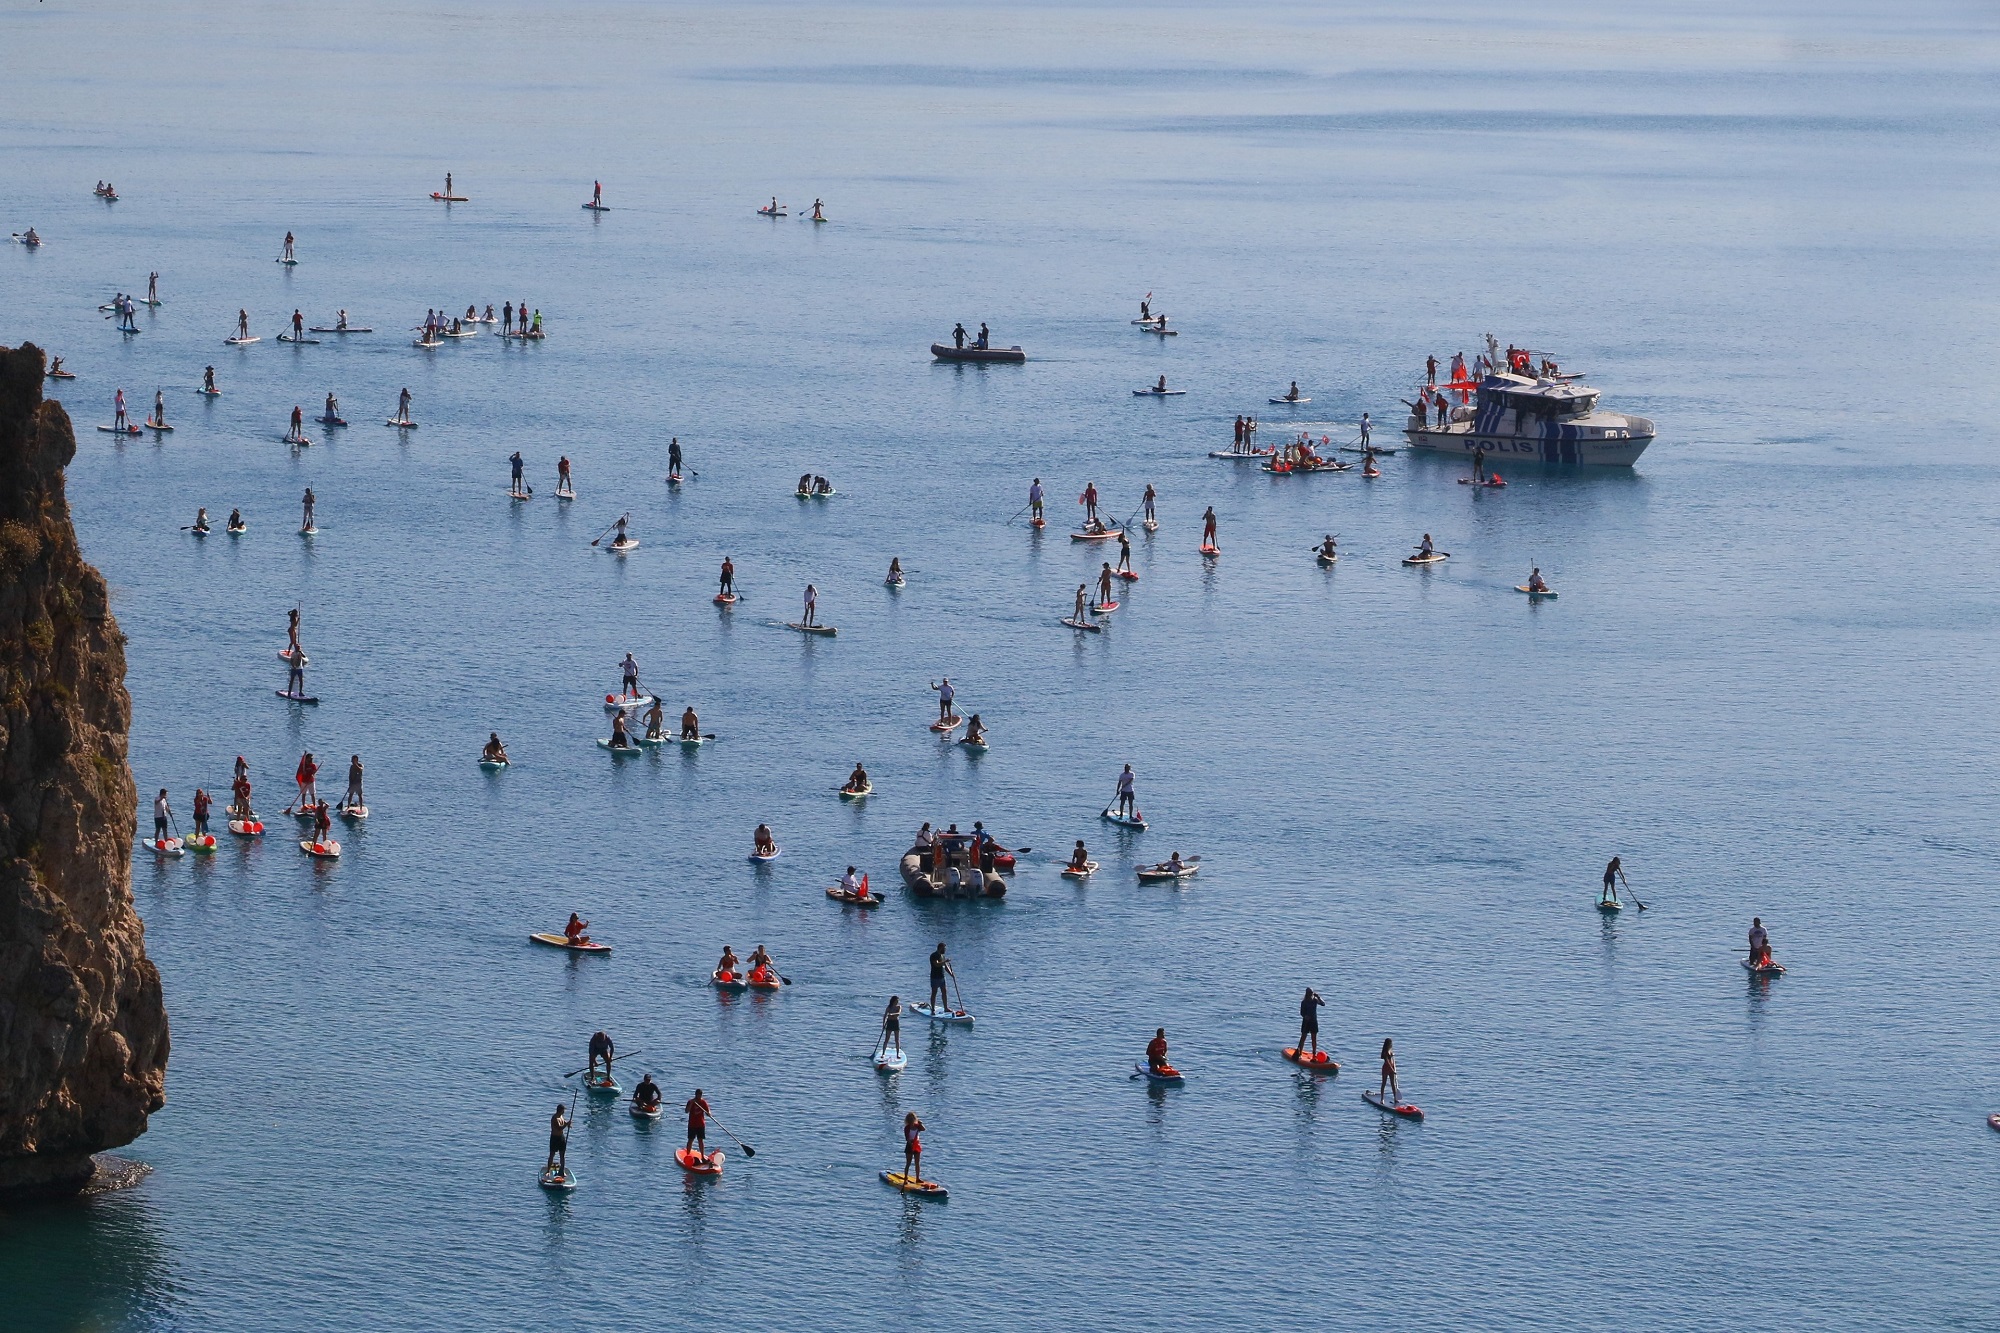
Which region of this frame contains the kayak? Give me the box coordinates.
[602,694,655,711]
[1208,448,1276,460]
[630,1101,662,1121]
[1060,861,1098,879]
[585,1073,621,1095]
[1742,957,1786,977]
[299,839,341,859]
[786,622,836,636]
[827,886,883,906]
[1135,1062,1185,1085]
[479,759,509,771]
[1516,586,1558,599]
[1136,856,1200,882]
[596,740,643,755]
[539,1166,576,1190]
[1268,396,1310,405]
[1283,1048,1339,1072]
[713,971,749,993]
[677,1149,724,1175]
[881,1171,946,1199]
[1101,806,1147,829]
[1061,618,1102,633]
[227,819,264,836]
[1403,552,1448,566]
[1132,388,1187,396]
[931,343,1026,364]
[530,932,610,954]
[839,784,872,800]
[909,1002,973,1025]
[929,715,962,732]
[875,1048,907,1072]
[749,847,781,862]
[276,691,320,704]
[143,836,183,857]
[184,832,219,855]
[1363,1090,1424,1119]
[713,592,737,605]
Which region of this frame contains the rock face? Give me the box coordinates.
[0,343,167,1197]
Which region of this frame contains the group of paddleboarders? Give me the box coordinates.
[104,291,140,331]
[714,944,781,988]
[796,474,834,496]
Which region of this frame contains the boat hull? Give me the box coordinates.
[1402,417,1653,467]
[932,343,1025,364]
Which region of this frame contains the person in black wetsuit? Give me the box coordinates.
[928,943,953,1014]
[668,438,682,475]
[633,1074,661,1113]
[510,451,526,496]
[588,1030,614,1080]
[1298,987,1325,1056]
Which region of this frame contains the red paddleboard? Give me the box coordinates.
[677,1148,724,1174]
[1115,569,1139,581]
[1283,1048,1338,1072]
[1092,601,1119,613]
[1363,1090,1423,1119]
[714,592,736,605]
[1199,543,1220,556]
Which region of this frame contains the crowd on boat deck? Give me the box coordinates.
[912,821,1006,875]
[949,321,993,349]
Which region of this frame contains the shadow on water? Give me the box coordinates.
[0,1162,177,1333]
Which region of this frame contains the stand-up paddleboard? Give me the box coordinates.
[277,335,320,345]
[142,419,172,432]
[443,329,478,339]
[1208,448,1276,460]
[530,932,610,954]
[189,527,210,539]
[555,488,576,501]
[1199,544,1220,558]
[747,972,781,993]
[431,192,469,201]
[299,839,341,859]
[228,818,264,836]
[714,592,737,605]
[930,715,962,732]
[1516,586,1558,599]
[886,576,905,587]
[958,736,988,752]
[1069,529,1120,542]
[1101,806,1146,829]
[828,885,883,906]
[749,847,781,863]
[412,338,442,349]
[1061,617,1102,632]
[712,971,749,993]
[1061,861,1098,879]
[757,206,787,217]
[227,523,246,535]
[318,415,348,427]
[584,1072,621,1096]
[309,326,373,334]
[669,734,710,747]
[385,419,418,429]
[1268,396,1310,405]
[838,784,872,800]
[1403,552,1448,566]
[1135,1062,1184,1085]
[666,472,684,486]
[1317,552,1338,566]
[596,739,643,756]
[142,836,183,857]
[276,257,298,266]
[338,804,367,821]
[1136,855,1201,882]
[602,693,654,712]
[47,370,77,380]
[583,202,611,212]
[299,523,318,534]
[909,1002,973,1025]
[1742,957,1786,977]
[630,1100,661,1121]
[1092,601,1119,613]
[1115,568,1139,581]
[1339,444,1398,455]
[276,690,320,704]
[539,1166,576,1190]
[117,327,143,336]
[1363,1089,1424,1119]
[795,488,837,499]
[1132,388,1187,396]
[787,622,836,636]
[874,1048,907,1071]
[510,490,533,502]
[608,539,639,553]
[881,1171,946,1199]
[676,1148,724,1175]
[224,336,260,345]
[479,758,508,771]
[1598,898,1623,914]
[1459,477,1507,487]
[284,434,313,447]
[97,424,142,435]
[1283,1048,1338,1072]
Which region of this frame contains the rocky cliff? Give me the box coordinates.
[0,342,167,1197]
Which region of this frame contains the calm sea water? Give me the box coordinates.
[4,1,2000,1328]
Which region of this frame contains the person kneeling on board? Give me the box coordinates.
[681,706,701,741]
[1068,841,1091,872]
[482,733,509,764]
[642,700,665,741]
[1146,1028,1174,1075]
[609,711,633,749]
[752,824,776,857]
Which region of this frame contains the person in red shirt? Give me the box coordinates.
[902,1112,926,1185]
[684,1090,711,1157]
[1146,1028,1172,1074]
[295,752,319,809]
[192,788,212,837]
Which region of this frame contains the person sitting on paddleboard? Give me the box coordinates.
[1081,482,1099,523]
[887,557,902,584]
[482,733,508,764]
[546,1104,570,1175]
[1529,568,1550,593]
[880,996,904,1057]
[192,507,210,534]
[1749,918,1771,967]
[510,451,526,495]
[902,1112,926,1184]
[1417,533,1435,558]
[1155,374,1168,393]
[1029,478,1044,524]
[1116,764,1137,817]
[718,558,734,596]
[642,700,665,741]
[845,763,869,794]
[716,947,740,982]
[588,1030,614,1080]
[814,475,832,495]
[752,825,776,857]
[1378,1038,1401,1104]
[341,754,363,810]
[840,866,867,901]
[152,789,171,844]
[928,943,953,1015]
[802,583,818,628]
[633,1074,660,1113]
[963,714,985,746]
[932,677,955,722]
[1069,840,1090,872]
[679,706,701,741]
[1146,1028,1172,1075]
[1298,987,1325,1057]
[323,392,339,423]
[747,945,775,985]
[565,912,589,945]
[667,438,681,475]
[295,752,319,808]
[609,710,632,749]
[1317,535,1338,560]
[952,322,967,349]
[1602,856,1625,905]
[619,652,640,700]
[225,507,243,531]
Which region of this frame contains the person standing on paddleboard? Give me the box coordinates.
[294,752,319,809]
[340,755,363,810]
[879,996,904,1058]
[311,802,333,847]
[1201,506,1218,551]
[300,487,315,530]
[684,1090,711,1158]
[113,389,128,431]
[192,787,211,839]
[235,309,251,341]
[802,583,818,628]
[1028,478,1044,526]
[1073,584,1089,623]
[1116,530,1134,574]
[718,557,734,597]
[587,1030,614,1081]
[546,1103,571,1175]
[1748,918,1771,967]
[152,390,165,429]
[619,652,641,701]
[1116,764,1137,817]
[1298,988,1325,1057]
[509,451,526,497]
[1378,1038,1402,1104]
[1602,856,1627,907]
[668,438,682,476]
[1098,563,1115,608]
[1359,412,1371,447]
[1081,481,1099,524]
[1142,484,1157,526]
[290,310,304,341]
[902,1112,927,1185]
[285,649,308,700]
[977,322,989,349]
[397,387,412,424]
[152,789,171,844]
[928,943,954,1016]
[557,456,572,495]
[932,678,955,722]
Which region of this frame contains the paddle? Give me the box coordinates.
[704,1110,756,1158]
[1004,502,1032,527]
[1621,868,1646,911]
[589,514,627,547]
[563,1048,646,1081]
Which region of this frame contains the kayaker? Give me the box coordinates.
[752,824,776,857]
[1378,1038,1402,1104]
[633,1074,661,1113]
[963,715,985,746]
[718,557,734,596]
[1146,1028,1173,1075]
[587,1030,614,1080]
[1529,568,1550,593]
[1098,563,1115,607]
[845,763,869,793]
[682,1090,711,1153]
[619,652,641,700]
[668,438,682,475]
[152,789,171,844]
[1115,763,1137,817]
[680,706,701,741]
[1142,484,1157,525]
[747,946,776,984]
[340,754,364,810]
[716,947,740,982]
[1068,840,1091,872]
[902,1111,927,1185]
[510,451,526,496]
[1116,530,1133,573]
[192,787,211,838]
[801,583,818,628]
[1028,478,1044,525]
[482,733,508,764]
[1317,535,1338,560]
[1081,481,1099,523]
[545,1103,571,1174]
[608,710,632,749]
[295,752,319,808]
[928,943,954,1015]
[565,912,589,945]
[1298,987,1325,1057]
[878,996,904,1058]
[642,700,665,741]
[1602,856,1626,906]
[1201,506,1218,551]
[932,678,956,722]
[1748,918,1772,967]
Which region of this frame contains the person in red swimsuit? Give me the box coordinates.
[902,1112,926,1184]
[685,1090,711,1157]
